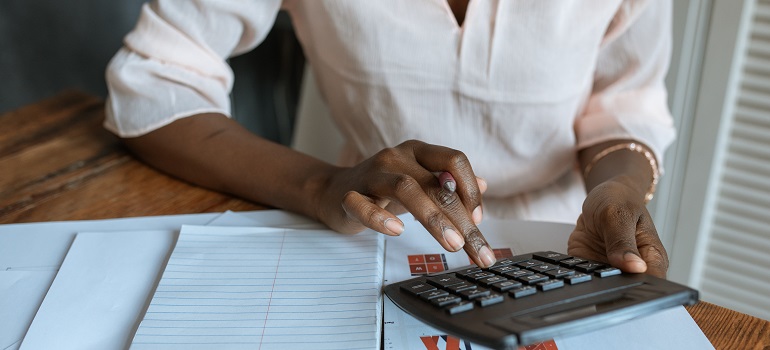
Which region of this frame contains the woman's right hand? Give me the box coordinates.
[313,140,496,267]
[121,116,493,266]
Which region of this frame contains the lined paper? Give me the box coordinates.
[130,225,383,350]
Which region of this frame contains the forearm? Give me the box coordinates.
[579,139,658,202]
[122,113,338,220]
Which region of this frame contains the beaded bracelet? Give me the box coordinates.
[583,142,660,203]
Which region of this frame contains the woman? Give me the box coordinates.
[105,0,673,274]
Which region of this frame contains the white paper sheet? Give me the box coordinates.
[130,225,384,350]
[556,306,714,350]
[0,210,314,349]
[0,210,317,271]
[0,271,57,350]
[19,230,176,350]
[0,213,221,350]
[208,210,325,230]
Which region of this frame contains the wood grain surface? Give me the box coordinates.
[2,91,769,349]
[0,91,262,224]
[686,301,770,350]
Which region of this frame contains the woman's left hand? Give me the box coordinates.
[567,176,669,278]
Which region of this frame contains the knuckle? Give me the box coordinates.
[434,188,460,207]
[446,151,470,169]
[342,192,370,218]
[391,174,419,195]
[371,147,401,168]
[606,237,635,252]
[463,227,486,251]
[363,207,380,227]
[341,190,358,205]
[399,139,423,149]
[424,210,444,229]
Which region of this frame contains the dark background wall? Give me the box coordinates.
[0,1,304,145]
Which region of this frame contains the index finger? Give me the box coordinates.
[385,169,495,267]
[409,141,483,222]
[409,143,493,266]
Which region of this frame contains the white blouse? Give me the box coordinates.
[105,0,675,223]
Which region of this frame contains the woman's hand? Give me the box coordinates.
[567,176,669,278]
[313,140,497,267]
[122,116,494,267]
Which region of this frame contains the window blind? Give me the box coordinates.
[700,0,770,321]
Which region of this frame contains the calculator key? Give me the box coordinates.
[455,267,483,277]
[509,286,537,299]
[595,267,622,278]
[426,276,465,288]
[478,275,508,287]
[446,300,474,314]
[420,289,450,300]
[559,258,587,267]
[504,269,534,279]
[464,271,497,281]
[517,273,549,285]
[575,262,606,273]
[476,293,505,307]
[544,268,576,279]
[431,295,462,307]
[488,258,516,267]
[489,265,520,275]
[529,263,559,273]
[564,273,592,285]
[516,260,539,269]
[504,254,533,264]
[401,281,437,296]
[532,251,573,263]
[459,287,491,300]
[490,280,522,292]
[537,279,564,291]
[447,282,478,293]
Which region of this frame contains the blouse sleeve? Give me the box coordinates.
[574,0,676,163]
[104,0,283,137]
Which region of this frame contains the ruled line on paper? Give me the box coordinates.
[130,225,383,350]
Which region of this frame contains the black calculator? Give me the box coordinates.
[384,251,699,350]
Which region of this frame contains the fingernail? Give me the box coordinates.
[478,245,496,267]
[439,172,456,193]
[472,206,483,224]
[384,218,404,235]
[477,177,487,192]
[442,228,465,251]
[623,252,647,271]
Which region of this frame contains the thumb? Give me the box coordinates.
[603,216,648,274]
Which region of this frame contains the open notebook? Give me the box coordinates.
[130,225,384,350]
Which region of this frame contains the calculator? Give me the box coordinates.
[383,251,699,350]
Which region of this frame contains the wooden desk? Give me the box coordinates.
[2,92,768,349]
[0,91,263,223]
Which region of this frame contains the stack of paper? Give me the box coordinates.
[1,211,714,350]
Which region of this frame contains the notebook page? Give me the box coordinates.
[130,225,384,350]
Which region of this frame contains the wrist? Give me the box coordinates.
[601,175,649,203]
[581,141,659,203]
[306,164,345,223]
